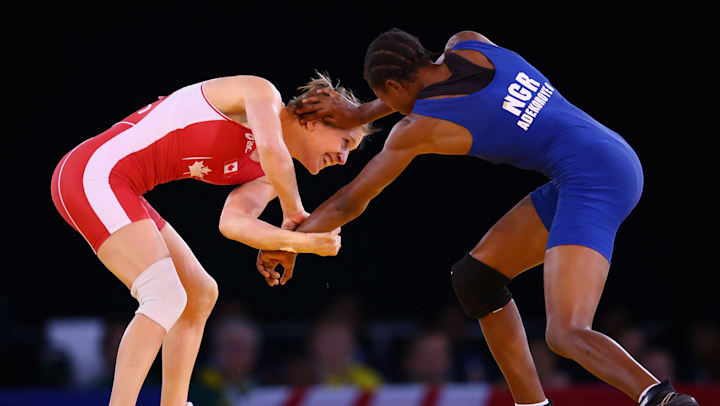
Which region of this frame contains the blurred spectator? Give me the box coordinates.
[639,347,676,382]
[433,303,491,382]
[288,316,382,390]
[688,318,720,383]
[281,354,315,387]
[617,326,649,359]
[403,329,453,384]
[189,315,261,406]
[528,338,571,389]
[595,306,633,339]
[320,292,366,330]
[612,322,679,383]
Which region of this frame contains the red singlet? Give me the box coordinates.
[50,81,265,252]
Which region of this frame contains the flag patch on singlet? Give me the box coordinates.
[224,159,239,176]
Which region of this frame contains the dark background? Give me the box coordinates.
[3,3,710,358]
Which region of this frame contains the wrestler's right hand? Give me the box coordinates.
[302,227,341,257]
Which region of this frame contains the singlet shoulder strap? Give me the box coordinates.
[417,51,494,99]
[452,39,498,52]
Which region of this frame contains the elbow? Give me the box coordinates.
[218,218,232,239]
[219,212,258,246]
[218,213,238,240]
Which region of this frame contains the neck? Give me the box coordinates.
[418,62,452,89]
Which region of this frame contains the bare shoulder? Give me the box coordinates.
[395,114,473,156]
[444,31,495,52]
[205,75,281,100]
[385,114,431,150]
[439,31,496,69]
[386,114,469,156]
[203,75,282,116]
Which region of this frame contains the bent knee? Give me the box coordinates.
[184,273,219,318]
[199,275,219,309]
[451,254,512,319]
[545,323,591,358]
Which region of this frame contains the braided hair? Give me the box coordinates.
[363,28,434,89]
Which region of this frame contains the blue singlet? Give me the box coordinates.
[412,40,643,262]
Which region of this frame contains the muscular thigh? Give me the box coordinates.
[470,194,549,278]
[97,219,170,289]
[544,245,609,327]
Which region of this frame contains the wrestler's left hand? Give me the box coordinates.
[256,249,298,286]
[282,210,310,231]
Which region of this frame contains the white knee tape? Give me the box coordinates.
[130,257,187,333]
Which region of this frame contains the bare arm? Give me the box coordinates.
[298,150,415,232]
[206,76,306,222]
[296,32,492,126]
[295,89,395,128]
[354,97,395,125]
[243,78,306,221]
[218,177,339,255]
[257,117,431,285]
[297,117,429,232]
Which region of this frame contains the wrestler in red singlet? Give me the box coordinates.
[49,73,372,406]
[51,81,265,252]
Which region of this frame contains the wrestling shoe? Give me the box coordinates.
[641,379,699,406]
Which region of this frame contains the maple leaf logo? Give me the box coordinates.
[186,161,212,179]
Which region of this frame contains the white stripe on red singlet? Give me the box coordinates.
[57,139,96,252]
[200,81,239,123]
[114,121,136,127]
[82,81,224,234]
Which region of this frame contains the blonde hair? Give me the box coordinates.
[287,71,378,140]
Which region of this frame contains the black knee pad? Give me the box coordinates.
[451,253,512,319]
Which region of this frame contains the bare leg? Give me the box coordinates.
[96,219,171,406]
[543,245,658,400]
[159,224,219,406]
[111,315,166,405]
[469,195,548,404]
[479,300,544,403]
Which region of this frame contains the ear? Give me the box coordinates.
[384,79,403,93]
[303,118,319,132]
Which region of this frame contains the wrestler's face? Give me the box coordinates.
[372,80,416,115]
[299,121,362,175]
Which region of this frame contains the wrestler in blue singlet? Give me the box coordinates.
[413,40,643,262]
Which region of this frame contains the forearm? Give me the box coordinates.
[243,81,304,216]
[296,188,366,233]
[220,215,308,252]
[359,98,395,123]
[256,150,303,215]
[294,122,421,233]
